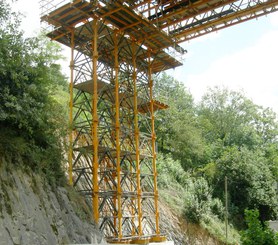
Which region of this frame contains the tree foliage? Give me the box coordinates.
[0,1,68,184]
[241,209,278,245]
[198,87,278,223]
[154,74,278,229]
[199,87,278,151]
[213,147,277,223]
[154,73,206,168]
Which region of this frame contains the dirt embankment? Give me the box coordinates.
[160,201,223,245]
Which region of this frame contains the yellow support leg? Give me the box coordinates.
[148,51,160,237]
[92,19,99,223]
[131,238,150,244]
[114,32,123,239]
[150,236,167,242]
[133,41,143,237]
[68,29,74,186]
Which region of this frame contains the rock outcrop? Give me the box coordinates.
[0,158,104,245]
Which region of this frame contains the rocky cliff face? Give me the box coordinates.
[0,157,105,245]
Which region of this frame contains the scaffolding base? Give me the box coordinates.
[107,241,173,245]
[108,240,132,244]
[150,236,167,242]
[130,238,150,244]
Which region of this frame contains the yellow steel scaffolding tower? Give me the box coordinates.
[40,0,183,243]
[40,0,278,243]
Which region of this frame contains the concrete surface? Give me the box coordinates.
[268,220,278,232]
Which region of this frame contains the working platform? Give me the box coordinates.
[41,0,184,73]
[74,80,168,112]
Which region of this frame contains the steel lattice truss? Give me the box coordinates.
[132,0,278,42]
[40,0,278,243]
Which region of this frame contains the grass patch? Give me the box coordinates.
[51,223,58,235]
[159,187,185,214]
[65,185,92,222]
[0,180,13,216]
[0,126,66,186]
[201,215,241,245]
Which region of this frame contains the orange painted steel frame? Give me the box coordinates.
[40,0,278,243]
[92,19,99,224]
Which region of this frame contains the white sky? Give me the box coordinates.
[13,0,278,112]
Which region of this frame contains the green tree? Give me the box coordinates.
[154,73,206,168]
[0,1,68,184]
[213,147,277,224]
[183,177,213,223]
[198,87,261,151]
[197,87,278,224]
[241,209,278,245]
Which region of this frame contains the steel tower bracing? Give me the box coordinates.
[40,0,278,243]
[41,1,178,242]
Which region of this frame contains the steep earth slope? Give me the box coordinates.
[0,157,105,245]
[159,201,223,245]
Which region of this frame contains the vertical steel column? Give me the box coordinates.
[130,162,135,236]
[92,19,99,223]
[132,41,143,236]
[68,29,74,186]
[114,32,123,239]
[148,51,160,236]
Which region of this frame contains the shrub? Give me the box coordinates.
[185,179,210,223]
[241,209,278,245]
[210,198,225,221]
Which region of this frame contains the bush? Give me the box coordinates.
[213,147,278,224]
[156,154,188,212]
[210,198,225,220]
[241,209,278,245]
[183,177,212,223]
[183,177,225,223]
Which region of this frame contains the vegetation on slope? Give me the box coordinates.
[0,0,277,243]
[155,74,278,244]
[241,209,278,245]
[0,1,68,185]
